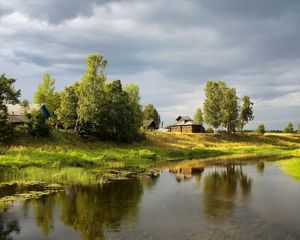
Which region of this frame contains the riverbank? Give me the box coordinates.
[0,130,299,186]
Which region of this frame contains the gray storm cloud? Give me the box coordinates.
[0,0,299,129]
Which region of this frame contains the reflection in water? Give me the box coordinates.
[202,164,252,218]
[0,209,20,240]
[256,161,265,174]
[1,162,300,240]
[30,178,152,240]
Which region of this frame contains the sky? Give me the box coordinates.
[0,0,300,130]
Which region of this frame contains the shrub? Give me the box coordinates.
[298,123,300,134]
[255,124,265,135]
[138,149,156,160]
[284,122,294,133]
[26,110,50,137]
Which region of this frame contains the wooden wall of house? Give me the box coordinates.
[170,125,205,133]
[170,126,182,132]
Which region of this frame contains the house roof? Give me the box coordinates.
[6,103,42,115]
[176,116,192,121]
[143,119,157,128]
[7,115,29,123]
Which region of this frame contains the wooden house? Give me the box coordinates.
[6,103,50,125]
[143,119,158,131]
[170,116,205,133]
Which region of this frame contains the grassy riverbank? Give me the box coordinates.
[0,130,299,185]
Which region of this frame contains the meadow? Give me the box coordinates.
[0,130,299,185]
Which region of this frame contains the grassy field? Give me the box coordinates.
[0,130,299,185]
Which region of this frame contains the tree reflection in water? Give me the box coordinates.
[29,177,158,240]
[202,164,252,219]
[0,208,20,240]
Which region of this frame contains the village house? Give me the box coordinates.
[6,103,50,125]
[142,119,158,131]
[170,116,205,133]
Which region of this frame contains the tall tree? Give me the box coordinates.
[0,74,21,141]
[143,104,160,127]
[219,82,239,133]
[239,96,254,132]
[193,107,204,125]
[284,122,293,133]
[56,83,79,129]
[33,72,60,118]
[124,83,143,132]
[77,54,107,129]
[203,81,222,132]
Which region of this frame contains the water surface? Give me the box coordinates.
[1,161,300,240]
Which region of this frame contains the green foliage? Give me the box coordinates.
[239,96,254,132]
[26,110,51,137]
[204,81,254,134]
[0,74,20,142]
[255,124,265,135]
[284,122,294,133]
[76,54,142,142]
[124,83,143,131]
[56,83,79,129]
[298,123,300,134]
[219,82,239,133]
[143,104,160,127]
[204,81,222,130]
[193,107,203,124]
[33,72,61,119]
[20,99,30,115]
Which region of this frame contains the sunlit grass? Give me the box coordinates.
[0,130,299,185]
[279,158,300,180]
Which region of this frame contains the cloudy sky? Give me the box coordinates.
[1,0,300,129]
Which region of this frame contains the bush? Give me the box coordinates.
[284,122,294,133]
[26,110,50,137]
[298,123,300,134]
[205,127,214,133]
[255,124,265,135]
[138,149,156,160]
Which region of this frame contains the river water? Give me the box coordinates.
[1,161,300,240]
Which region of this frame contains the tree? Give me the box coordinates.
[56,83,79,129]
[297,123,300,134]
[124,83,143,132]
[76,54,142,142]
[77,54,107,129]
[0,74,21,142]
[219,82,239,133]
[26,110,50,137]
[204,81,222,132]
[143,104,160,127]
[284,122,293,133]
[255,123,265,135]
[193,107,203,125]
[239,96,254,132]
[34,72,61,118]
[20,99,30,115]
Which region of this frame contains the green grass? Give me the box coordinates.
[279,158,300,180]
[0,130,299,185]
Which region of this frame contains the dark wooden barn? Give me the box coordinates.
[170,116,205,133]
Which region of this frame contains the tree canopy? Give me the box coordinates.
[143,104,161,127]
[33,72,60,119]
[0,74,20,141]
[193,107,203,125]
[204,80,254,133]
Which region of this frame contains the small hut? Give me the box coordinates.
[143,119,158,131]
